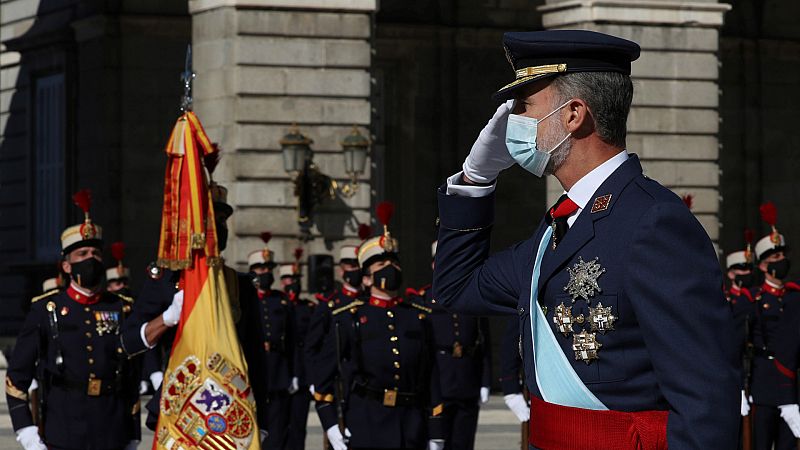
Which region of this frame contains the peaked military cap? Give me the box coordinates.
[493,30,641,101]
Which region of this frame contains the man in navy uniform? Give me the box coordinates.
[314,203,444,450]
[748,203,800,450]
[432,30,740,449]
[5,190,140,450]
[246,247,296,449]
[280,260,317,449]
[409,240,491,450]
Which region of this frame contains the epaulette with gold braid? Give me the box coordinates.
[111,292,135,304]
[405,301,432,314]
[332,299,364,316]
[31,290,59,304]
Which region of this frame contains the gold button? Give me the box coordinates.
[452,314,458,319]
[89,373,96,378]
[388,324,395,331]
[117,348,123,354]
[86,345,93,351]
[394,374,400,380]
[75,294,81,300]
[454,331,460,336]
[387,311,394,318]
[392,348,399,355]
[85,320,91,325]
[453,322,459,328]
[393,362,400,368]
[88,358,94,365]
[85,332,92,338]
[84,307,90,312]
[390,336,398,342]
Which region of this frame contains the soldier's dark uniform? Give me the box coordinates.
[409,284,490,450]
[498,317,524,397]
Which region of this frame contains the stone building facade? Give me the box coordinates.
[2,0,799,352]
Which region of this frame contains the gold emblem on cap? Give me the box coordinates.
[514,63,567,80]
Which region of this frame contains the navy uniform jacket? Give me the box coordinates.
[433,155,740,449]
[290,296,316,387]
[305,287,362,383]
[245,289,295,393]
[499,317,524,396]
[726,285,756,389]
[314,297,443,448]
[411,285,491,400]
[6,287,140,449]
[749,282,800,406]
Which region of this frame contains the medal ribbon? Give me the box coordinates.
[529,226,608,410]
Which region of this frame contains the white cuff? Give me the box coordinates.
[445,172,496,197]
[140,323,156,349]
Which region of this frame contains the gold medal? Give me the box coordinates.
[572,330,601,364]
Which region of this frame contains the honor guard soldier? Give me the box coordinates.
[433,30,740,449]
[408,241,491,450]
[245,232,296,449]
[5,189,140,450]
[280,252,317,450]
[498,317,529,424]
[106,242,132,296]
[748,202,800,449]
[315,202,445,450]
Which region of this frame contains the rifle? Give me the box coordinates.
[521,387,529,450]
[742,315,753,450]
[334,321,346,434]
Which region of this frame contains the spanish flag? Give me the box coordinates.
[153,112,259,450]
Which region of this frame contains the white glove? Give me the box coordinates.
[260,429,268,443]
[325,426,351,450]
[150,371,164,391]
[162,290,184,327]
[740,390,750,417]
[462,100,516,184]
[428,439,445,450]
[139,381,149,395]
[309,384,315,395]
[480,386,490,404]
[288,376,299,394]
[28,379,38,393]
[15,426,46,450]
[123,440,140,450]
[779,404,800,438]
[504,393,530,423]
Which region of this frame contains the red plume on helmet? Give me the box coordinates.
[260,232,273,245]
[375,201,397,252]
[72,189,92,221]
[358,223,372,241]
[294,247,304,262]
[111,242,126,270]
[681,194,693,210]
[760,202,781,244]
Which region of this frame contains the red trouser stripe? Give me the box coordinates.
[529,395,669,450]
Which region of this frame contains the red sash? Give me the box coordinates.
[530,395,668,450]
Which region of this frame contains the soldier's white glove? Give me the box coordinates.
[260,429,268,443]
[27,379,38,393]
[779,404,800,438]
[462,100,516,184]
[150,371,164,391]
[139,381,149,395]
[162,290,184,327]
[504,393,530,423]
[325,426,350,450]
[288,377,299,394]
[15,426,46,450]
[428,439,445,450]
[309,384,315,395]
[740,390,750,416]
[480,386,490,404]
[123,440,139,450]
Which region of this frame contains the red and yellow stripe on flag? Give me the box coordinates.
[153,112,258,449]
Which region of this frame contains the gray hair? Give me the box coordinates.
[549,72,633,148]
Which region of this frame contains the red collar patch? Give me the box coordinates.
[761,282,786,298]
[369,296,401,308]
[343,287,360,298]
[67,285,102,305]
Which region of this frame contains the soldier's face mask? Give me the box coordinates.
[69,257,105,289]
[734,272,755,288]
[343,269,362,288]
[253,272,274,291]
[767,259,791,280]
[372,264,402,292]
[506,100,572,177]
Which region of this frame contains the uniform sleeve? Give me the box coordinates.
[121,276,172,357]
[479,317,493,388]
[771,297,800,404]
[433,186,522,316]
[304,302,329,386]
[313,315,350,431]
[5,305,43,431]
[624,202,740,449]
[499,317,523,395]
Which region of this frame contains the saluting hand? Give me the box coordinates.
[462,100,516,184]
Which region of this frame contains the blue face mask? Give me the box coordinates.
[505,101,572,177]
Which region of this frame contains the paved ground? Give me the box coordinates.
[0,369,523,450]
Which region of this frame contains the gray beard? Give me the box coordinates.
[541,121,572,176]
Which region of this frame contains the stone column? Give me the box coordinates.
[189,0,377,270]
[539,0,731,246]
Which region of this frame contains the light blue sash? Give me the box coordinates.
[529,226,608,410]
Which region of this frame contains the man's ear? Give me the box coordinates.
[758,260,768,273]
[61,259,72,275]
[362,273,372,288]
[565,98,592,138]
